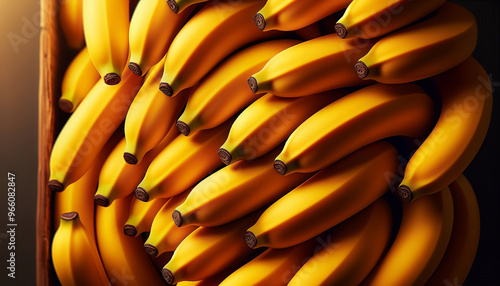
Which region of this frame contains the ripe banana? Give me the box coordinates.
[48,69,143,192]
[134,118,233,202]
[94,124,179,207]
[274,83,434,176]
[355,2,477,84]
[159,0,284,97]
[427,174,480,285]
[398,57,492,201]
[173,147,312,228]
[52,212,110,286]
[59,0,84,49]
[144,189,198,257]
[219,91,345,165]
[166,0,205,14]
[83,0,130,85]
[254,0,351,32]
[128,0,194,76]
[288,198,392,286]
[59,47,101,113]
[362,188,454,286]
[335,0,445,39]
[95,195,166,285]
[245,141,398,249]
[176,39,300,136]
[248,34,375,98]
[124,198,169,237]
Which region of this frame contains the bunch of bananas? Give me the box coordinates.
[51,0,491,285]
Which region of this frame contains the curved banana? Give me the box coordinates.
[124,198,169,237]
[159,0,283,97]
[83,0,130,85]
[176,39,300,136]
[48,69,143,192]
[95,195,166,285]
[427,174,480,285]
[166,0,206,14]
[219,91,345,165]
[248,34,375,98]
[355,2,477,84]
[288,198,392,286]
[362,188,454,286]
[144,189,198,257]
[59,47,101,113]
[254,0,351,32]
[173,147,312,228]
[52,212,110,286]
[397,57,492,201]
[274,83,434,176]
[128,0,194,76]
[335,0,445,39]
[59,0,85,49]
[245,141,398,249]
[134,118,233,202]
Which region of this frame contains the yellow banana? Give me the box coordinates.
[48,69,143,192]
[219,91,345,165]
[59,47,101,113]
[427,174,480,285]
[94,124,179,207]
[362,188,454,286]
[134,118,233,202]
[274,83,434,176]
[159,0,284,97]
[52,212,110,286]
[245,141,398,249]
[95,195,166,285]
[254,0,351,32]
[176,39,300,136]
[83,0,130,85]
[173,147,312,228]
[124,57,190,164]
[124,198,169,237]
[355,2,477,84]
[335,0,445,39]
[59,0,85,49]
[288,198,392,286]
[397,57,492,201]
[166,0,206,14]
[144,189,198,257]
[128,0,194,76]
[248,34,375,98]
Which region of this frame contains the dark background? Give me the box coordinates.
[0,0,499,284]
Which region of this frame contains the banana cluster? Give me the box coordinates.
[51,0,490,285]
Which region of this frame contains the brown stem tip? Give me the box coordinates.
[335,23,347,39]
[162,269,175,285]
[134,187,149,202]
[58,99,74,113]
[273,160,287,176]
[128,62,143,76]
[172,210,183,227]
[176,121,190,136]
[159,82,173,97]
[244,231,257,249]
[104,73,121,85]
[48,180,64,192]
[248,77,258,93]
[397,185,413,202]
[144,244,159,257]
[61,212,78,221]
[355,61,369,79]
[124,152,138,165]
[94,195,110,207]
[254,13,266,31]
[218,148,232,165]
[124,224,138,237]
[167,0,179,14]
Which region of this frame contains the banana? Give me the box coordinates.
[176,39,300,136]
[248,34,375,98]
[166,0,206,14]
[124,198,169,237]
[335,0,445,39]
[59,47,101,113]
[245,141,398,249]
[219,91,345,165]
[48,69,143,192]
[173,147,312,228]
[52,212,110,286]
[362,188,454,286]
[161,212,260,285]
[254,0,351,32]
[124,57,190,164]
[274,83,434,176]
[83,0,130,85]
[144,189,198,257]
[159,0,285,97]
[59,0,85,49]
[128,0,194,76]
[288,198,392,286]
[427,174,480,285]
[354,2,477,84]
[95,195,166,285]
[134,118,234,202]
[397,57,492,202]
[94,124,179,207]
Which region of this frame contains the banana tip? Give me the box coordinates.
[335,23,347,39]
[128,62,143,76]
[254,13,266,31]
[48,180,64,192]
[397,185,413,202]
[61,212,78,221]
[134,187,149,202]
[176,121,190,136]
[248,77,258,93]
[355,61,369,79]
[218,148,232,165]
[124,152,138,165]
[162,268,175,285]
[144,244,159,257]
[159,82,174,97]
[244,231,257,249]
[123,224,138,237]
[172,210,183,227]
[94,195,110,207]
[273,160,287,176]
[167,0,179,14]
[104,73,121,85]
[58,99,74,113]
